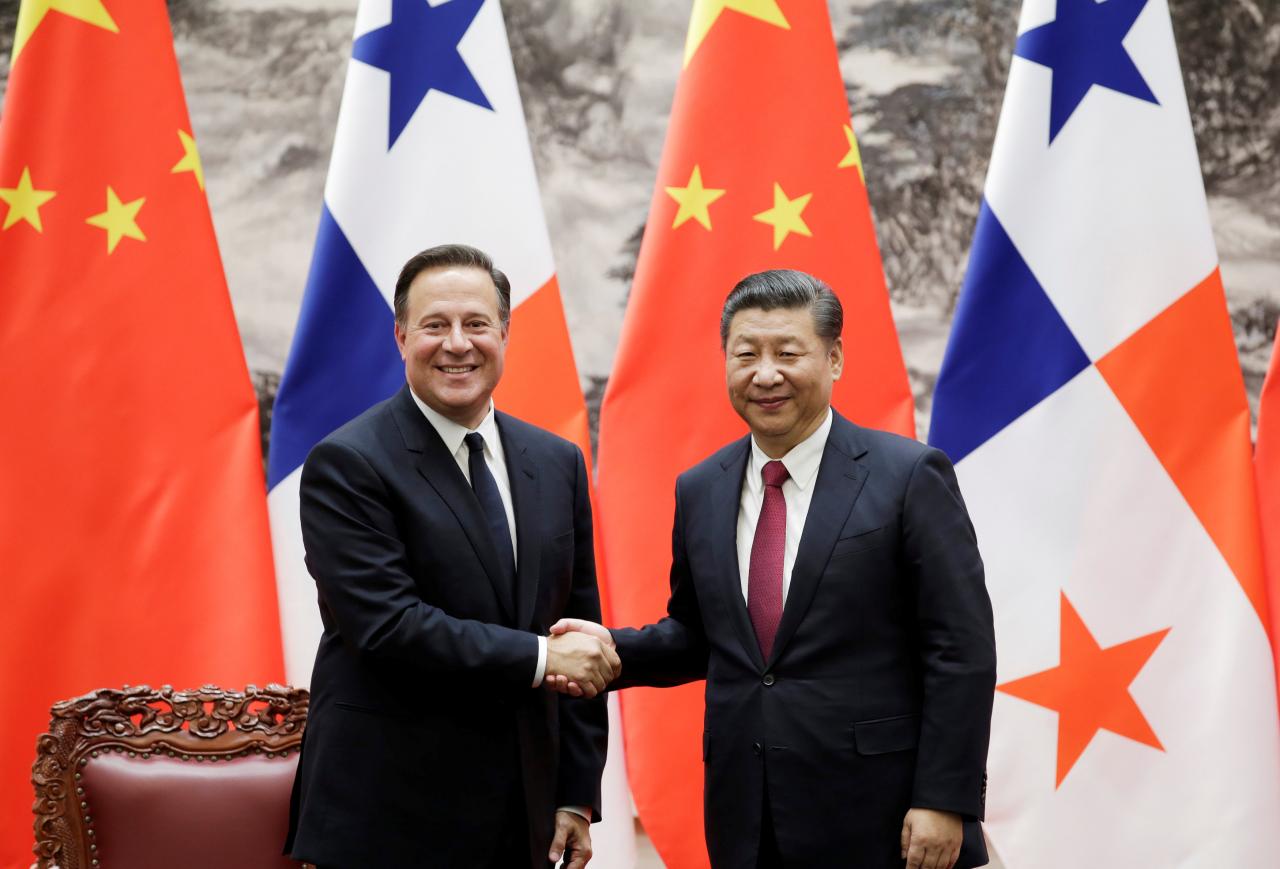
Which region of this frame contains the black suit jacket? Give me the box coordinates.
[612,412,996,868]
[285,386,607,868]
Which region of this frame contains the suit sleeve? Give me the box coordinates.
[904,447,997,820]
[609,478,710,689]
[300,438,538,690]
[554,447,610,818]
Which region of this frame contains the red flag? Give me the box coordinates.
[1258,327,1280,670]
[595,1,913,864]
[0,3,284,865]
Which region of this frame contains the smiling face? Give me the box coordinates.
[394,265,509,430]
[725,305,843,458]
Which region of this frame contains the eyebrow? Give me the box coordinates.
[732,333,802,344]
[417,310,495,323]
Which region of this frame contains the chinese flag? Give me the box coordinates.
[594,0,913,864]
[1259,327,1280,672]
[0,3,283,865]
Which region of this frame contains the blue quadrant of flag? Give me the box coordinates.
[352,0,492,149]
[928,200,1091,463]
[1014,0,1158,143]
[267,206,404,488]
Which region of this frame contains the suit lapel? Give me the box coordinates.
[767,414,869,669]
[498,414,541,630]
[710,437,766,671]
[390,387,515,623]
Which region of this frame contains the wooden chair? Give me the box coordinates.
[30,684,308,869]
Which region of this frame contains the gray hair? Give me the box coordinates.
[393,243,511,326]
[720,269,843,348]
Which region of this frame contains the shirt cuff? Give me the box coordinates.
[557,806,592,822]
[532,635,548,687]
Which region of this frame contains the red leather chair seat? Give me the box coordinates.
[79,751,301,868]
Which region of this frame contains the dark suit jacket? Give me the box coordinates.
[612,412,996,868]
[285,386,607,868]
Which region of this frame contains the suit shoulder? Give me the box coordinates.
[832,415,958,478]
[307,393,399,461]
[857,426,933,462]
[676,436,749,490]
[495,411,583,462]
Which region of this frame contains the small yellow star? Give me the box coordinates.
[86,186,146,254]
[0,167,57,232]
[753,183,813,250]
[171,130,205,191]
[684,0,789,68]
[838,124,865,183]
[665,165,726,231]
[13,0,118,66]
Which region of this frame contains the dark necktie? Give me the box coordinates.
[464,432,516,609]
[748,460,789,659]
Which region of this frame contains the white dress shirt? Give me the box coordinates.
[736,408,833,603]
[408,391,547,687]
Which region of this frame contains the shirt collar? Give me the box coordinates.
[748,407,832,492]
[408,388,498,457]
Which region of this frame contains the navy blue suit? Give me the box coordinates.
[612,412,996,868]
[286,386,607,868]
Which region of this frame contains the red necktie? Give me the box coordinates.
[748,460,789,659]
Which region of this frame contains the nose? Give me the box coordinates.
[441,321,471,354]
[752,360,783,387]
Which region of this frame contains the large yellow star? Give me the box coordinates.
[85,186,146,254]
[684,0,789,68]
[13,0,118,65]
[838,123,865,183]
[753,183,812,250]
[171,130,206,191]
[0,167,57,232]
[665,165,726,231]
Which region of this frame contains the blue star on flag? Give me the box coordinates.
[1015,0,1159,144]
[353,0,493,149]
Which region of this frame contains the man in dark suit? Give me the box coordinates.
[286,243,617,869]
[552,270,996,869]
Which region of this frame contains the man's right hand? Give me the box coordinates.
[545,630,620,698]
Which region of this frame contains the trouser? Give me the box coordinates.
[758,774,784,869]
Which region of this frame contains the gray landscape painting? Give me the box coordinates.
[1,0,1274,447]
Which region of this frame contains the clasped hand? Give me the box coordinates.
[544,619,617,698]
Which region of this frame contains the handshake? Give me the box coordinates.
[544,619,617,698]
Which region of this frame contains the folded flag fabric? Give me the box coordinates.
[264,0,635,862]
[0,2,284,866]
[929,1,1280,864]
[596,0,913,864]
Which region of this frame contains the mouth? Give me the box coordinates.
[751,396,790,411]
[437,365,479,375]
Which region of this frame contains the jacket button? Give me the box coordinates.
[762,674,775,686]
[752,742,762,755]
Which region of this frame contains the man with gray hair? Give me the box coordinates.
[552,269,996,868]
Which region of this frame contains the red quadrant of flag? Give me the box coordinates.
[596,1,914,865]
[0,3,284,865]
[1256,327,1280,679]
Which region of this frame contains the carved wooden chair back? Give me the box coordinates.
[31,684,308,869]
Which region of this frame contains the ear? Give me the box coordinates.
[500,319,511,347]
[394,319,408,361]
[829,336,844,381]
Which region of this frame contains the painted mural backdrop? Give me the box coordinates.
[2,0,1273,449]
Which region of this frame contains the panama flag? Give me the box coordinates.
[265,0,634,861]
[928,0,1280,864]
